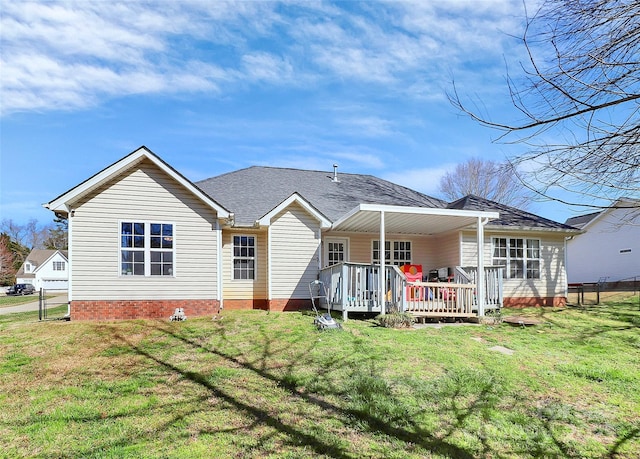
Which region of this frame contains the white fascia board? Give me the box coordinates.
[577,198,639,231]
[44,146,230,218]
[333,203,499,228]
[34,251,63,273]
[256,192,332,228]
[485,225,582,235]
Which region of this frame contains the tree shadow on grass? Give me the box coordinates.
[32,317,637,458]
[101,320,504,458]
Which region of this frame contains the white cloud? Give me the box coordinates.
[0,0,528,115]
[384,163,458,196]
[340,115,396,138]
[241,52,295,83]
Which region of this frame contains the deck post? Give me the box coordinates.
[341,263,348,321]
[379,210,386,315]
[477,216,486,317]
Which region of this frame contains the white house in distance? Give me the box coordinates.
[16,249,69,291]
[565,198,640,283]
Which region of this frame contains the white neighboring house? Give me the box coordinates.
[566,198,640,283]
[16,249,69,291]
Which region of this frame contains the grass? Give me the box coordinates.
[0,294,40,308]
[1,297,639,458]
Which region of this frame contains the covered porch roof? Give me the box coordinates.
[330,204,499,235]
[329,204,500,317]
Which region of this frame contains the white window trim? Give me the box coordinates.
[232,234,257,281]
[53,261,66,271]
[119,220,176,277]
[492,237,541,280]
[324,236,350,267]
[371,239,413,266]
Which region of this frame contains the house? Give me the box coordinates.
[44,146,580,320]
[16,249,69,291]
[565,198,640,283]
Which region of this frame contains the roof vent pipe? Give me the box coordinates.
[332,164,339,183]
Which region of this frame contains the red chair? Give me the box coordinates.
[401,265,424,300]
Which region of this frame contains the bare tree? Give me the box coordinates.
[449,0,640,210]
[0,218,52,250]
[44,216,68,250]
[439,158,532,208]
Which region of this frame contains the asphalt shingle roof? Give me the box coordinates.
[448,195,579,231]
[196,166,447,226]
[565,212,601,229]
[16,249,68,277]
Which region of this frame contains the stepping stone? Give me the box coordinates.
[503,316,543,327]
[489,345,514,355]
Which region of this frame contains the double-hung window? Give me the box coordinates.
[120,222,174,276]
[53,261,66,271]
[492,237,540,279]
[372,240,412,266]
[233,235,255,280]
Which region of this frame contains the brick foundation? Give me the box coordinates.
[267,298,312,312]
[222,299,269,311]
[222,298,311,312]
[503,296,567,308]
[71,299,220,321]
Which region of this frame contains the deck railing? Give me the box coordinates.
[403,281,475,316]
[319,262,405,315]
[457,266,504,310]
[319,263,504,319]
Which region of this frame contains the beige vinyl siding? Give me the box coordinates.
[343,233,371,263]
[461,230,567,298]
[430,232,460,270]
[270,203,321,299]
[222,229,267,300]
[70,159,220,301]
[324,232,435,269]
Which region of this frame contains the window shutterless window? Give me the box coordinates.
[233,235,255,280]
[120,221,174,276]
[492,237,540,279]
[53,261,65,271]
[327,241,345,265]
[372,240,411,265]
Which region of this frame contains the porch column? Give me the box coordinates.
[379,210,386,314]
[477,216,486,317]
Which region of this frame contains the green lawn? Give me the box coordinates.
[0,293,40,308]
[1,298,639,458]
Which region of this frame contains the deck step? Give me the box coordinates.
[408,312,475,318]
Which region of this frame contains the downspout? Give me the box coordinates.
[477,217,488,317]
[67,209,73,318]
[317,229,322,271]
[379,210,386,314]
[564,236,573,300]
[267,225,272,310]
[216,220,223,310]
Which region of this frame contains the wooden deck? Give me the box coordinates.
[319,263,504,320]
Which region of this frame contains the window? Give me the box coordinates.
[53,261,65,271]
[120,222,174,276]
[327,240,345,265]
[372,240,412,266]
[233,235,255,280]
[492,237,540,279]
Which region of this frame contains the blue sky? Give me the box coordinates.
[1,0,579,226]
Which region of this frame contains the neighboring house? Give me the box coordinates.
[16,249,69,291]
[44,146,580,320]
[565,198,640,283]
